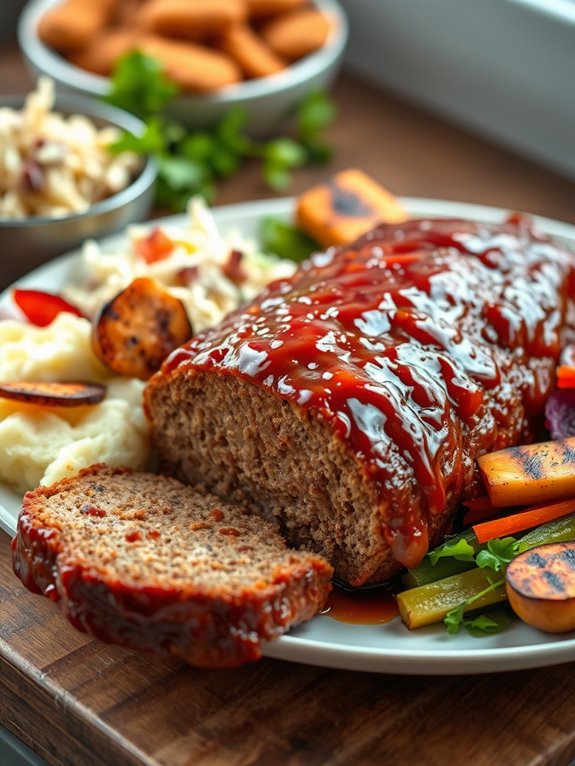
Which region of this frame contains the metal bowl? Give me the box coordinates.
[0,93,156,287]
[18,0,348,136]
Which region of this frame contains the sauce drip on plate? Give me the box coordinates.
[322,586,399,625]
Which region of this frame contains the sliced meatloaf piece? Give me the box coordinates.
[11,465,333,667]
[144,215,575,587]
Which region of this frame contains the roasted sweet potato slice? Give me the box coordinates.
[92,278,192,380]
[506,542,575,633]
[295,168,409,248]
[478,437,575,508]
[0,381,106,407]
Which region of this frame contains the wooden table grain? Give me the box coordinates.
[1,43,575,766]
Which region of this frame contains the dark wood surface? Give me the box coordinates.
[2,43,575,766]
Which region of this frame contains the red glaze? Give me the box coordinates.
[163,216,574,569]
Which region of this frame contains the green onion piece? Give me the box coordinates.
[402,528,481,588]
[397,567,507,630]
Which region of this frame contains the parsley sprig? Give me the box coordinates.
[104,51,336,211]
[440,536,521,635]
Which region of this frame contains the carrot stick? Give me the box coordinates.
[472,498,575,544]
[557,365,575,389]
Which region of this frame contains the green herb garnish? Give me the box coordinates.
[260,217,319,262]
[475,537,520,572]
[104,51,336,212]
[427,537,477,565]
[104,50,179,117]
[443,576,506,635]
[439,537,520,635]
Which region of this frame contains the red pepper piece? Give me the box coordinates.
[557,365,575,389]
[12,289,84,327]
[136,228,174,264]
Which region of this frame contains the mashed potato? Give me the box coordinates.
[0,199,296,496]
[0,312,150,494]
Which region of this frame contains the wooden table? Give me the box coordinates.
[2,43,575,766]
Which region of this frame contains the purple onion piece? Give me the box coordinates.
[545,389,575,440]
[19,160,45,194]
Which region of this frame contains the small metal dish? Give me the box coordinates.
[0,93,156,286]
[18,0,348,136]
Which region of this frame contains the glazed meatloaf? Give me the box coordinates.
[144,215,575,587]
[12,465,332,667]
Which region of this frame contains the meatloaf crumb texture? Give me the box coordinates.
[144,216,574,585]
[147,371,397,585]
[11,465,333,668]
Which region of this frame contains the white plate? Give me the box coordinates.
[2,196,575,675]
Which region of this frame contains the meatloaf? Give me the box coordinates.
[12,465,332,667]
[144,215,575,586]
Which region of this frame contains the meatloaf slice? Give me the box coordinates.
[144,215,575,586]
[11,465,333,668]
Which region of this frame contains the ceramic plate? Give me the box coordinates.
[2,197,575,675]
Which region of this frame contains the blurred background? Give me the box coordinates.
[2,0,574,203]
[340,0,575,180]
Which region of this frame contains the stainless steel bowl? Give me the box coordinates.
[0,93,156,288]
[18,0,348,136]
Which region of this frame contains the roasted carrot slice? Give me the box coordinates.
[92,277,192,380]
[13,289,84,327]
[506,542,575,633]
[477,437,575,508]
[0,381,106,407]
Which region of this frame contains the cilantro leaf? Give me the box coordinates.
[181,133,217,162]
[428,537,477,565]
[444,602,467,634]
[443,573,507,636]
[155,156,213,211]
[476,537,520,572]
[104,51,179,118]
[263,164,291,191]
[102,52,337,212]
[261,217,319,262]
[462,613,505,636]
[302,138,334,165]
[211,148,241,178]
[216,107,254,155]
[158,156,207,189]
[262,139,307,190]
[108,118,167,155]
[297,90,337,143]
[265,138,307,168]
